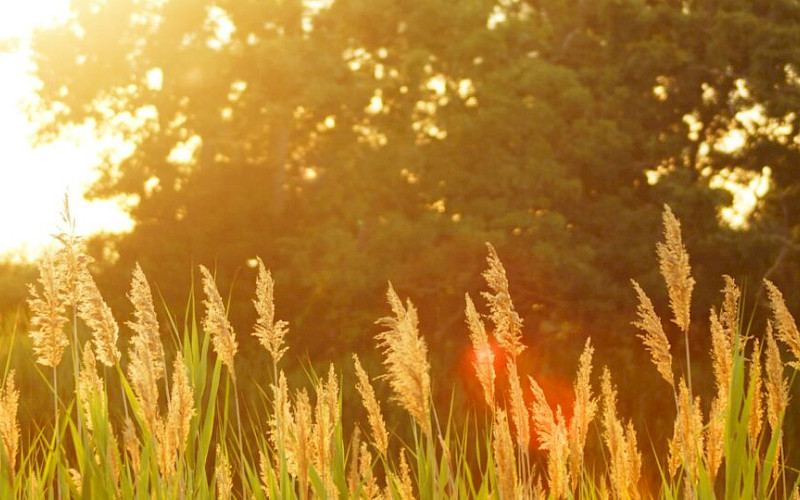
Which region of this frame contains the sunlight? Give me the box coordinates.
[0,0,134,261]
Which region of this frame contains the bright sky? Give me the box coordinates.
[0,0,133,262]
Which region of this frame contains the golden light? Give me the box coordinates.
[0,0,133,261]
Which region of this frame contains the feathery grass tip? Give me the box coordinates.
[200,265,238,377]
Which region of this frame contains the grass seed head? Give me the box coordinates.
[601,368,640,496]
[126,263,165,380]
[656,205,694,333]
[77,343,104,432]
[252,257,289,363]
[123,416,141,476]
[353,354,388,456]
[53,194,87,307]
[709,307,732,409]
[375,283,431,435]
[269,371,292,455]
[166,356,194,460]
[358,441,380,499]
[77,264,120,367]
[127,334,160,431]
[529,375,569,498]
[569,339,597,488]
[507,360,530,451]
[465,293,496,411]
[215,445,233,500]
[705,397,725,482]
[765,323,788,432]
[669,378,703,481]
[397,450,415,500]
[200,265,238,378]
[312,365,338,494]
[258,450,273,495]
[27,253,69,368]
[492,409,518,500]
[764,279,800,368]
[748,341,764,445]
[0,371,19,477]
[291,388,313,489]
[631,280,674,388]
[482,243,526,359]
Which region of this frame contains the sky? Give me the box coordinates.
[0,0,133,262]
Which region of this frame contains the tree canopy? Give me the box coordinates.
[27,0,800,424]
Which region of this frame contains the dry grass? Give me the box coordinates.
[0,370,19,478]
[1,203,797,498]
[200,264,238,378]
[375,283,431,436]
[352,354,388,456]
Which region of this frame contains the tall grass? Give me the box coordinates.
[0,203,798,498]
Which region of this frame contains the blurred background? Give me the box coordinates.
[1,0,799,472]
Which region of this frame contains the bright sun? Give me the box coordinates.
[0,0,133,262]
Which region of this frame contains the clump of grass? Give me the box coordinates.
[2,203,799,498]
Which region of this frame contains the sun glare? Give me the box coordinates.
[0,0,134,262]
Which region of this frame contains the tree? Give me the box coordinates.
[29,0,800,437]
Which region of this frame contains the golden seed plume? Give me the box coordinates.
[765,323,788,432]
[656,205,694,333]
[53,194,87,307]
[77,343,104,432]
[311,365,338,495]
[465,293,495,411]
[291,388,312,492]
[529,376,569,498]
[720,275,740,337]
[199,265,238,378]
[375,283,431,435]
[126,263,165,380]
[705,397,725,482]
[492,409,518,500]
[353,354,389,456]
[127,334,160,432]
[600,368,640,497]
[69,468,82,495]
[0,371,20,476]
[215,445,233,500]
[709,307,732,409]
[482,243,526,359]
[668,378,703,481]
[397,450,415,500]
[27,253,69,368]
[569,339,597,489]
[347,427,361,495]
[269,371,292,457]
[77,264,121,367]
[259,450,273,495]
[764,323,788,480]
[763,279,800,368]
[748,341,764,446]
[123,416,141,476]
[252,257,289,363]
[624,421,642,493]
[507,360,530,451]
[358,442,380,500]
[106,427,121,488]
[165,356,194,467]
[553,413,571,499]
[631,280,674,388]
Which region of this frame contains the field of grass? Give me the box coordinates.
[0,204,798,499]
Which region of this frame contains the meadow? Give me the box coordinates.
[0,203,797,499]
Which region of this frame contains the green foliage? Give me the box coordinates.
[19,0,800,492]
